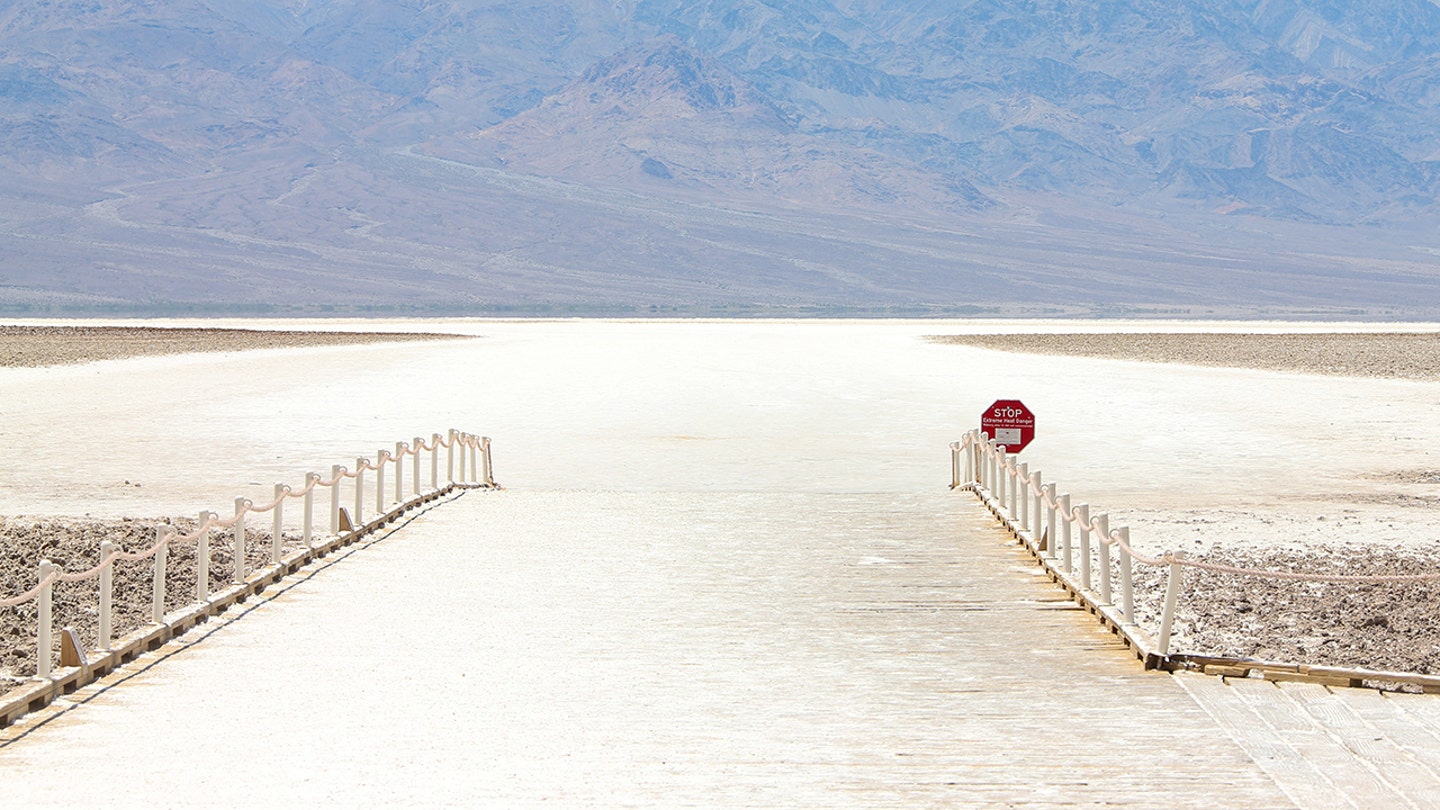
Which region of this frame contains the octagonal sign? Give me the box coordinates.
[980,399,1035,453]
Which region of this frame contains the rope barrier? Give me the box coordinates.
[1,429,496,683]
[953,429,1440,659]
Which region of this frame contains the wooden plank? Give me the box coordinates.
[1173,671,1348,810]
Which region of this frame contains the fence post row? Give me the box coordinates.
[958,431,1186,660]
[7,431,493,686]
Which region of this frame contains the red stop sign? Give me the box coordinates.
[980,399,1035,453]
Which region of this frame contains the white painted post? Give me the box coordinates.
[354,457,365,526]
[996,447,1007,509]
[330,465,342,535]
[197,511,211,602]
[375,450,387,515]
[456,434,467,484]
[1031,471,1043,543]
[303,474,317,549]
[447,428,457,482]
[951,442,961,488]
[395,441,405,503]
[1118,527,1134,624]
[431,433,441,490]
[469,436,478,483]
[483,437,494,486]
[413,437,423,496]
[1016,462,1029,531]
[1077,503,1091,589]
[1096,513,1111,605]
[98,541,116,650]
[1059,494,1073,572]
[37,560,54,679]
[1157,553,1186,656]
[233,498,248,585]
[272,483,285,565]
[152,526,170,624]
[1043,484,1057,560]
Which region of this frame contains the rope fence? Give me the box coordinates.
[2,429,495,684]
[949,429,1440,664]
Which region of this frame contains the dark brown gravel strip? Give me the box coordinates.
[927,333,1440,380]
[0,325,471,368]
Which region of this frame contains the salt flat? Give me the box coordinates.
[3,319,1440,805]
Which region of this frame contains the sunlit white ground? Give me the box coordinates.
[2,318,1438,556]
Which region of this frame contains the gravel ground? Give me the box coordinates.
[0,324,470,368]
[0,516,303,684]
[925,332,1440,380]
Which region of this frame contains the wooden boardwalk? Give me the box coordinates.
[2,489,1436,806]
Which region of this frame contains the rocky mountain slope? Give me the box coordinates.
[2,0,1439,315]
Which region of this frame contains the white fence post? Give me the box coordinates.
[447,429,457,483]
[330,465,342,535]
[197,511,211,602]
[1157,553,1186,656]
[1016,462,1029,531]
[37,560,54,679]
[413,437,423,496]
[1118,527,1134,624]
[98,541,116,651]
[1059,494,1073,573]
[272,484,285,565]
[1030,471,1042,542]
[233,498,248,584]
[354,457,366,526]
[1095,513,1111,605]
[1077,503,1091,590]
[375,450,387,515]
[482,437,494,486]
[1043,484,1057,560]
[303,474,317,548]
[396,441,406,503]
[431,433,441,490]
[469,436,478,483]
[995,446,1007,509]
[152,526,170,624]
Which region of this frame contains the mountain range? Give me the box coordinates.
[3,0,1440,316]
